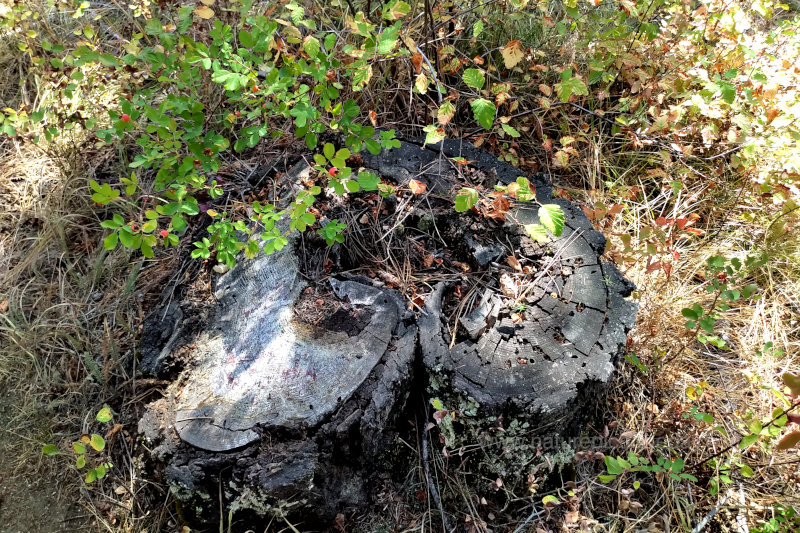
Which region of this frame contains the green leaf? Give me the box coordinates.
[524,223,549,243]
[556,70,588,103]
[423,125,446,146]
[462,68,485,90]
[473,20,484,38]
[85,469,97,484]
[541,495,559,505]
[76,455,86,469]
[470,98,496,129]
[42,444,59,456]
[699,317,716,333]
[357,171,379,191]
[104,232,119,250]
[598,474,617,483]
[501,123,520,137]
[377,23,400,54]
[431,398,444,410]
[740,434,759,449]
[739,464,754,477]
[605,455,624,475]
[670,457,685,473]
[302,36,320,58]
[73,442,86,454]
[719,81,736,104]
[538,204,565,237]
[141,241,154,258]
[89,434,105,452]
[305,132,318,150]
[454,188,479,212]
[383,0,410,20]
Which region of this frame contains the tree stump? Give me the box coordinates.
[137,138,637,525]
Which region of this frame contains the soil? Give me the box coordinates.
[0,395,81,533]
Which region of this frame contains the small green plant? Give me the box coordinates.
[42,406,114,484]
[752,505,800,533]
[681,254,767,349]
[600,452,698,484]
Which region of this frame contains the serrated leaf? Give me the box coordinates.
[719,81,736,104]
[377,24,399,54]
[500,40,524,69]
[383,0,410,20]
[352,63,372,91]
[357,171,379,191]
[501,123,520,137]
[415,72,428,93]
[423,125,446,146]
[455,188,479,212]
[524,223,549,243]
[462,68,485,90]
[538,204,565,237]
[438,101,455,125]
[470,98,496,129]
[302,36,320,58]
[556,71,588,103]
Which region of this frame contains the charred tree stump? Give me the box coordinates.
[137,138,637,526]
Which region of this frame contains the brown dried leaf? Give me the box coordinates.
[506,255,522,271]
[408,179,427,195]
[776,431,800,450]
[411,52,423,74]
[194,5,215,18]
[500,40,524,69]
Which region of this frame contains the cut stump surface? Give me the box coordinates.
[138,138,637,522]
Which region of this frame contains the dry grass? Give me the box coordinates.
[1,0,799,532]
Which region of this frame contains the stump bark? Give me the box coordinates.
[138,138,637,525]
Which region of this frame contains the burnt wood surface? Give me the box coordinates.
[137,138,637,525]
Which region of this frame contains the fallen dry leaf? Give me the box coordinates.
[408,179,426,195]
[194,5,215,18]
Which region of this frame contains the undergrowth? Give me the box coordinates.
[1,0,799,531]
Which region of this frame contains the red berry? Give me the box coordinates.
[252,85,259,92]
[328,167,339,177]
[160,230,169,238]
[234,110,241,117]
[121,113,130,122]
